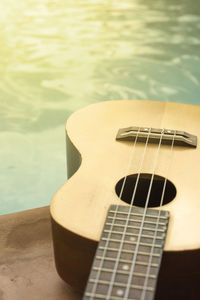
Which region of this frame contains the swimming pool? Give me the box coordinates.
[0,0,200,214]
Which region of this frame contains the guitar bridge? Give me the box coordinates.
[116,127,197,148]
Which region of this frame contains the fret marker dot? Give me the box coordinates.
[130,237,136,242]
[122,264,129,271]
[116,289,124,296]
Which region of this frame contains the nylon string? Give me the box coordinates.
[105,127,154,300]
[122,129,166,300]
[89,126,175,300]
[88,127,141,300]
[140,131,176,300]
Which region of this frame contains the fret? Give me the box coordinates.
[99,246,161,257]
[84,292,137,300]
[89,278,154,291]
[93,267,156,279]
[105,222,166,232]
[83,205,169,300]
[109,210,169,220]
[107,215,166,226]
[102,237,162,248]
[104,229,164,240]
[96,256,159,268]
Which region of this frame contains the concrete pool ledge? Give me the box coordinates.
[0,206,81,300]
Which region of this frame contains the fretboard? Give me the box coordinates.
[83,205,169,300]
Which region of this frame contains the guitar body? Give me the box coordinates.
[50,100,200,299]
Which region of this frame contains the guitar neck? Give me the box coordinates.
[83,205,169,300]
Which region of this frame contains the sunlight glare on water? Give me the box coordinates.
[0,0,200,214]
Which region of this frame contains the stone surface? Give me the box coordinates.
[0,206,82,300]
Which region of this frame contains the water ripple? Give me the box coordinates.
[0,0,200,213]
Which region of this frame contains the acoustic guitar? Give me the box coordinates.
[50,100,200,300]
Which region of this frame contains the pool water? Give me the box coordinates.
[0,0,200,214]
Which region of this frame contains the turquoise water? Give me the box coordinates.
[0,0,200,214]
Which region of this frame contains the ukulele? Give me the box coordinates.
[50,100,200,300]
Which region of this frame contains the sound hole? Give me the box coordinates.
[115,173,176,207]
